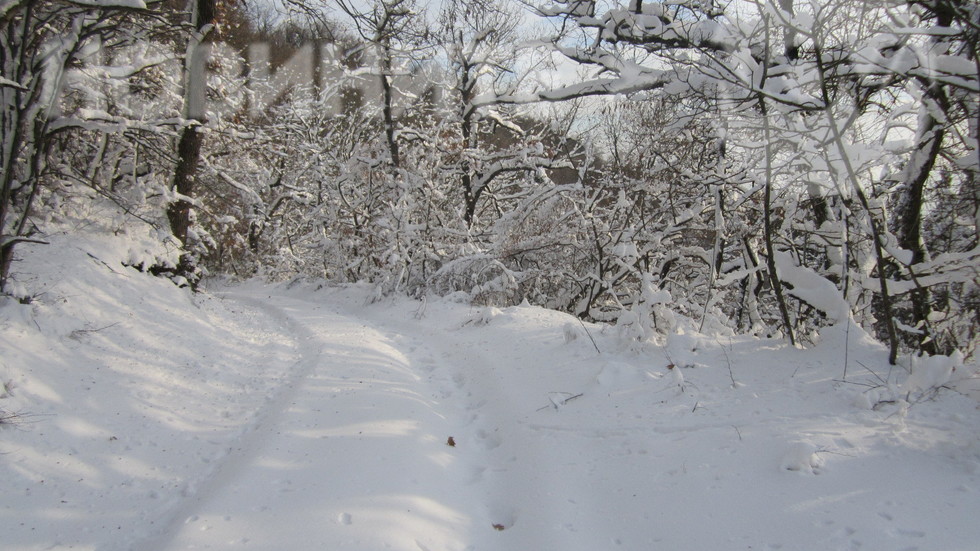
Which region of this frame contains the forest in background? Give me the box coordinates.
[2,0,978,363]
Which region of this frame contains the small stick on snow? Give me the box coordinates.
[816,447,855,459]
[715,337,737,387]
[536,392,584,411]
[856,361,887,385]
[69,322,121,339]
[832,379,878,388]
[577,318,601,354]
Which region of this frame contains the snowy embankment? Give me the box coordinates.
[3,231,980,551]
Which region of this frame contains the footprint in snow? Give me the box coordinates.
[476,428,501,451]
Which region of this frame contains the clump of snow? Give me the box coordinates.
[595,360,651,387]
[465,306,501,326]
[854,389,876,410]
[665,329,708,369]
[781,442,825,475]
[774,251,849,323]
[3,280,29,302]
[903,351,963,394]
[616,308,645,340]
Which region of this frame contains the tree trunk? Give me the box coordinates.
[760,99,797,346]
[379,43,400,168]
[168,0,216,283]
[894,92,945,355]
[814,45,899,364]
[890,3,954,354]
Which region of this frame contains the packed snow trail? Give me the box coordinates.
[6,246,980,551]
[147,285,649,551]
[152,283,980,551]
[149,289,477,550]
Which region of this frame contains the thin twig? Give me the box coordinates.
[577,317,600,354]
[564,392,584,404]
[832,378,878,388]
[715,337,737,387]
[816,447,856,458]
[0,410,49,426]
[536,392,584,411]
[83,250,122,275]
[414,295,427,320]
[856,361,887,385]
[658,342,676,367]
[69,322,121,339]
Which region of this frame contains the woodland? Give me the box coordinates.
[2,0,979,362]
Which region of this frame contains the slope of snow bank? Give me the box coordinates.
[3,230,980,551]
[0,230,300,551]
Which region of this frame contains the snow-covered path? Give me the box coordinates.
[148,291,475,550]
[150,284,980,551]
[4,240,980,551]
[147,287,630,550]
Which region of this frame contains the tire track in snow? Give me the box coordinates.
[148,290,475,551]
[140,291,324,551]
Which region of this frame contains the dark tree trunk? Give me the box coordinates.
[169,127,202,245]
[167,0,216,283]
[760,99,796,346]
[380,44,400,168]
[894,98,944,355]
[890,3,955,355]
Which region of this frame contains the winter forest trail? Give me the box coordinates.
[5,266,980,551]
[139,282,980,551]
[148,289,480,551]
[145,284,658,551]
[148,285,642,551]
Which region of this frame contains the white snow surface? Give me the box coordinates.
[3,231,980,551]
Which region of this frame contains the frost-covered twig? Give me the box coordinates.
[536,392,584,411]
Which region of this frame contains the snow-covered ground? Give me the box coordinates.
[3,230,980,551]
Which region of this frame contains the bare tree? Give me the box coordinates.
[517,0,979,358]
